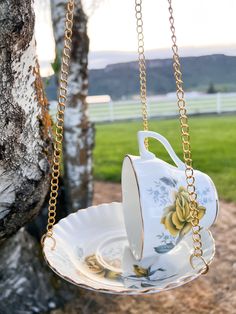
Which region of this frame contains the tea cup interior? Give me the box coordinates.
[122,156,144,261]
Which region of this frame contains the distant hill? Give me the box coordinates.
[88,45,236,69]
[88,54,236,100]
[45,54,236,101]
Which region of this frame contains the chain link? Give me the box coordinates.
[167,0,209,273]
[41,0,75,249]
[135,0,149,148]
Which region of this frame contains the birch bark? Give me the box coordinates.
[0,0,52,242]
[51,0,94,211]
[0,3,78,312]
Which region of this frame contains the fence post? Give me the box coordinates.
[109,100,114,121]
[216,93,221,114]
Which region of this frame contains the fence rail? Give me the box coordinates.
[50,93,236,123]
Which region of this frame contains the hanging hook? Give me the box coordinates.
[41,233,56,251]
[190,254,209,275]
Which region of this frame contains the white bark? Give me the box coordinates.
[0,2,79,312]
[0,0,52,242]
[0,229,77,314]
[51,0,94,211]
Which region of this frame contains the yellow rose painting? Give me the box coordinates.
[161,186,206,237]
[84,254,121,279]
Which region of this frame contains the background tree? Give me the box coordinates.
[51,0,95,212]
[207,82,217,94]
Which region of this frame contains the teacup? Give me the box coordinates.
[121,130,219,261]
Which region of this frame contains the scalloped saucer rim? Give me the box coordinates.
[42,202,215,294]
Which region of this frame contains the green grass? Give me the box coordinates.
[94,115,236,203]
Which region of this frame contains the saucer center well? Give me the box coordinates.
[96,232,128,273]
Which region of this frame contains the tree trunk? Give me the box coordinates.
[0,2,79,313]
[0,0,52,242]
[50,0,95,212]
[0,229,77,314]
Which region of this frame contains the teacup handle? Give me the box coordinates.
[138,130,185,170]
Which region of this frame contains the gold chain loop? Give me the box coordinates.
[41,0,75,249]
[167,0,209,274]
[135,0,149,148]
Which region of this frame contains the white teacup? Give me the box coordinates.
[121,131,219,261]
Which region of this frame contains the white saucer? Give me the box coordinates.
[43,202,215,294]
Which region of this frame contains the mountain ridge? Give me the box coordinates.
[88,54,236,99]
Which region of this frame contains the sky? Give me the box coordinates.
[87,0,236,51]
[35,0,236,73]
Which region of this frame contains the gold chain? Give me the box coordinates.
[41,0,208,273]
[167,0,209,274]
[41,0,75,249]
[135,0,149,148]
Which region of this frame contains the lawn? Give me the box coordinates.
[93,114,236,202]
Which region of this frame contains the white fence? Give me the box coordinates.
[50,92,236,123]
[87,92,236,122]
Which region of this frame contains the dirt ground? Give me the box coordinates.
[52,181,236,314]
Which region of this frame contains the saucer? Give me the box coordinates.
[42,202,215,294]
